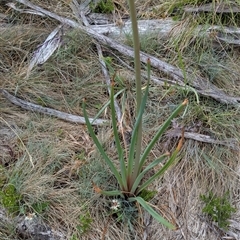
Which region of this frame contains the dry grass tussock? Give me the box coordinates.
[1,0,240,239]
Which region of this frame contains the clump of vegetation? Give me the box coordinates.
[77,213,92,234]
[200,191,236,230]
[0,168,49,216]
[0,165,7,188]
[108,198,138,225]
[31,201,49,215]
[84,0,188,230]
[90,0,114,14]
[1,0,240,238]
[70,213,92,239]
[0,184,21,214]
[139,189,157,202]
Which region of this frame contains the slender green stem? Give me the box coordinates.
[128,1,141,114]
[127,0,142,189]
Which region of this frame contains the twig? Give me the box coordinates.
[71,0,122,123]
[1,89,108,125]
[13,0,240,107]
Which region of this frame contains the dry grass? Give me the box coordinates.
[1,0,240,239]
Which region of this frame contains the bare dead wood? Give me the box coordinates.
[88,18,178,39]
[167,129,239,150]
[184,2,240,13]
[89,20,240,46]
[0,89,108,125]
[26,24,63,78]
[87,12,114,24]
[57,9,240,48]
[12,0,240,107]
[206,25,240,45]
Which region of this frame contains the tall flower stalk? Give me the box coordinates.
[127,0,142,190]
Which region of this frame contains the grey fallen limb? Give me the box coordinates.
[1,89,108,125]
[167,129,239,150]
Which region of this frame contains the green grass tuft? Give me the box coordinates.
[200,191,236,230]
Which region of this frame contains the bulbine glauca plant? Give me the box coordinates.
[83,0,188,229]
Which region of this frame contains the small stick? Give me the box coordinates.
[72,0,122,123]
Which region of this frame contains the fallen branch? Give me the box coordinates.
[167,129,239,150]
[184,2,240,13]
[13,0,240,107]
[83,18,240,47]
[62,9,240,48]
[0,89,108,125]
